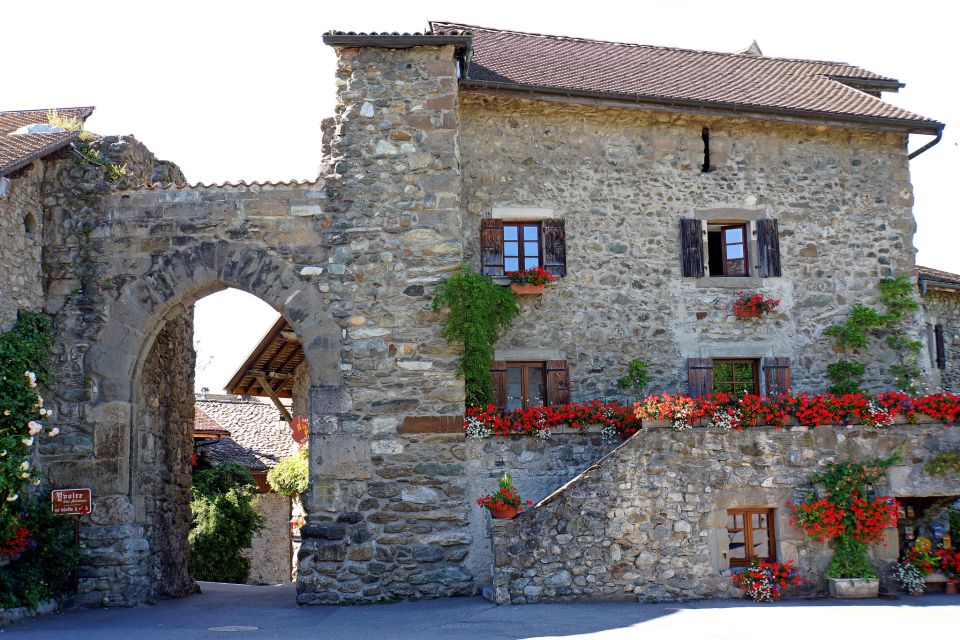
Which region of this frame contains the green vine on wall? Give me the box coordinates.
[432,265,519,408]
[826,274,923,394]
[617,358,649,397]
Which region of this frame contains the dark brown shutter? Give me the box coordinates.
[490,361,507,410]
[680,218,704,277]
[763,357,792,396]
[935,325,946,370]
[756,219,782,277]
[545,360,570,406]
[687,358,713,397]
[480,219,505,276]
[542,219,567,277]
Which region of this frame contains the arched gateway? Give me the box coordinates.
[40,35,472,605]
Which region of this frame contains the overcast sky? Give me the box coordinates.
[6,0,957,391]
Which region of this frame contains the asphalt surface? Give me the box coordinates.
[3,582,959,639]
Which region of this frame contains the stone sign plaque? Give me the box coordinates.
[51,488,92,515]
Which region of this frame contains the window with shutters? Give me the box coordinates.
[481,218,567,279]
[727,508,777,566]
[688,357,791,397]
[680,217,781,279]
[491,359,569,412]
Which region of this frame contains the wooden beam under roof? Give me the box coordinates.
[225,315,305,400]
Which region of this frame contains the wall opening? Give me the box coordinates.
[701,127,712,173]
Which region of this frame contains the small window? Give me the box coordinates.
[707,223,749,276]
[713,359,758,396]
[727,508,776,566]
[935,324,946,370]
[505,362,546,411]
[503,222,541,273]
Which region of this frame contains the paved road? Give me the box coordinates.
[3,582,958,639]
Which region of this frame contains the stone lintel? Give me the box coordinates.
[491,206,555,220]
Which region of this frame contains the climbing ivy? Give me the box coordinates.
[617,358,649,397]
[432,265,519,408]
[825,274,923,394]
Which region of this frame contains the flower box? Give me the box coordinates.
[510,283,545,296]
[643,419,673,429]
[733,307,763,318]
[827,577,879,599]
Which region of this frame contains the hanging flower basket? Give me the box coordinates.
[490,504,519,519]
[733,307,763,318]
[476,472,532,520]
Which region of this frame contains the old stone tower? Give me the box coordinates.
[2,23,956,607]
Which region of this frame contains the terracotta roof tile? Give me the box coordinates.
[431,22,941,131]
[194,397,295,470]
[0,107,94,176]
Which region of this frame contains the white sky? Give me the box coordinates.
[6,0,958,391]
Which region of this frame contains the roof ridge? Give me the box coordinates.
[430,21,886,75]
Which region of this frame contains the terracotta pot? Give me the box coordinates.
[490,505,518,519]
[510,283,545,296]
[733,307,763,318]
[947,580,958,595]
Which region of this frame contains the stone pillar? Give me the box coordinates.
[296,35,467,604]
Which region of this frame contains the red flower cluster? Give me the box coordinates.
[506,267,558,286]
[788,500,846,541]
[732,291,781,315]
[0,525,31,557]
[476,488,532,511]
[936,549,960,580]
[634,392,959,429]
[904,545,939,574]
[465,401,641,437]
[731,559,804,602]
[848,494,899,543]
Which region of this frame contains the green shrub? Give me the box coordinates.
[432,265,519,407]
[925,451,960,476]
[189,464,264,583]
[0,499,82,610]
[267,449,308,497]
[617,359,649,397]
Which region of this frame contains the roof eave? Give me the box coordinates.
[323,33,472,50]
[0,133,78,178]
[459,79,944,135]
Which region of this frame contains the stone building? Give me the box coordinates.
[919,266,960,392]
[1,21,957,608]
[194,395,298,585]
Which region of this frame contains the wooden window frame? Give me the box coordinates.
[712,358,759,396]
[505,361,547,411]
[502,221,542,273]
[727,507,777,567]
[719,223,749,277]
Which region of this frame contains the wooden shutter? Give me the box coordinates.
[935,325,946,370]
[480,219,505,276]
[490,361,507,410]
[687,358,713,397]
[542,219,567,277]
[763,357,792,396]
[545,360,570,406]
[680,218,705,277]
[756,219,782,277]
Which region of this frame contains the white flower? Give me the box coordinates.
[6,494,17,502]
[464,416,492,439]
[24,371,37,388]
[534,428,551,441]
[32,479,40,486]
[21,436,33,446]
[19,461,29,471]
[20,472,29,479]
[48,428,60,437]
[28,421,43,435]
[2,410,9,416]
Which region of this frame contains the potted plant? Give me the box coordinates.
[789,456,900,598]
[506,267,557,295]
[936,548,960,594]
[732,291,781,318]
[731,559,804,602]
[476,472,532,519]
[893,542,938,595]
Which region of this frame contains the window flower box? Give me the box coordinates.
[732,291,780,318]
[733,307,763,318]
[507,267,557,296]
[510,283,545,296]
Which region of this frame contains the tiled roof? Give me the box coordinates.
[0,107,94,176]
[194,406,231,437]
[194,397,295,470]
[918,265,960,288]
[431,22,942,132]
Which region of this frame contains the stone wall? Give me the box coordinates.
[0,159,47,330]
[459,94,922,399]
[245,492,292,584]
[135,309,197,601]
[490,423,960,604]
[923,288,960,392]
[296,427,609,602]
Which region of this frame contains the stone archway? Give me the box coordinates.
[74,242,342,603]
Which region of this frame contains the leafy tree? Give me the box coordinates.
[267,449,308,497]
[189,463,264,583]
